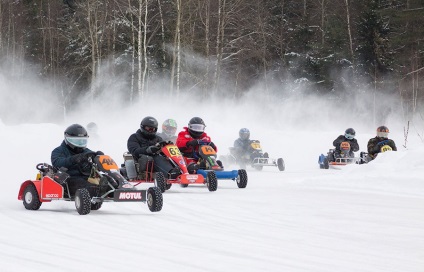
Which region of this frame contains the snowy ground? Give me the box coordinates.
[1,113,423,272]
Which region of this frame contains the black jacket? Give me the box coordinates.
[333,135,359,152]
[367,137,397,159]
[51,141,93,177]
[127,129,163,159]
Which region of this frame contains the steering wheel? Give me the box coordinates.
[36,163,52,172]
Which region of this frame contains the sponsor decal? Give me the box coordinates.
[186,174,198,183]
[118,192,142,200]
[46,194,59,198]
[121,184,134,189]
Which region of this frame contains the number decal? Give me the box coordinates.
[166,146,181,156]
[201,146,216,155]
[100,155,118,170]
[380,145,393,153]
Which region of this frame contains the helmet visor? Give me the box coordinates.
[345,133,355,140]
[377,131,388,138]
[164,127,177,136]
[188,124,205,133]
[144,126,157,133]
[65,136,88,148]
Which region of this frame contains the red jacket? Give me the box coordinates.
[176,127,217,158]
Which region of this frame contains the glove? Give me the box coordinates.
[378,140,388,147]
[71,153,87,164]
[209,142,216,150]
[146,145,160,154]
[96,151,104,155]
[186,139,199,147]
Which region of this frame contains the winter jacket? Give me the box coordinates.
[176,127,215,158]
[51,141,94,177]
[233,138,251,156]
[333,135,359,153]
[127,129,163,159]
[367,137,397,159]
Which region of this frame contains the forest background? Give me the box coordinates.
[0,0,423,126]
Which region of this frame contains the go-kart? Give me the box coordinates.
[184,143,248,189]
[318,141,365,169]
[220,140,285,171]
[120,141,213,192]
[17,153,163,215]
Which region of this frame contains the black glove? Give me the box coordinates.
[71,153,87,164]
[209,142,216,150]
[96,151,104,155]
[186,139,199,147]
[146,145,160,154]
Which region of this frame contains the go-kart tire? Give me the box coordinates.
[324,157,329,169]
[165,183,172,190]
[75,188,91,215]
[277,158,285,171]
[236,169,248,188]
[206,171,218,192]
[147,187,163,212]
[91,201,103,211]
[23,184,42,210]
[180,184,188,188]
[154,172,166,193]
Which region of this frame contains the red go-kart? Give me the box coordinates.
[18,153,163,215]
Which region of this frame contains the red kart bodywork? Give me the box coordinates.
[18,176,64,202]
[127,143,204,186]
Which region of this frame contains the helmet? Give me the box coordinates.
[344,128,355,140]
[188,117,205,139]
[64,124,88,149]
[140,116,158,139]
[239,128,250,140]
[377,126,389,138]
[162,119,178,137]
[87,122,98,135]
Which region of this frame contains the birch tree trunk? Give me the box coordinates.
[170,0,182,97]
[345,0,354,61]
[141,0,149,97]
[214,0,226,94]
[137,0,143,99]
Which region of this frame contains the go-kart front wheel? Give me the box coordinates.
[206,171,218,192]
[147,187,163,212]
[23,184,42,210]
[154,172,166,193]
[277,158,285,171]
[75,188,91,215]
[236,169,248,188]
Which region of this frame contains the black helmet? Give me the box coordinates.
[162,119,178,137]
[188,117,205,139]
[377,126,389,138]
[344,128,355,140]
[239,128,250,140]
[64,124,88,149]
[140,116,158,139]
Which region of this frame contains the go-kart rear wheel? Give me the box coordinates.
[23,184,42,210]
[236,169,248,188]
[147,187,163,212]
[154,172,166,193]
[206,171,218,192]
[75,188,91,215]
[277,158,285,171]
